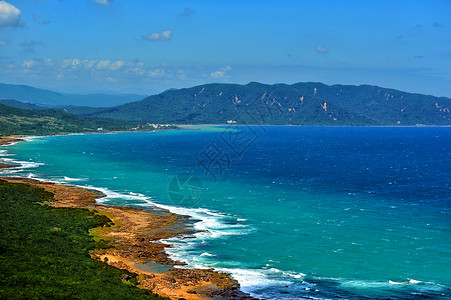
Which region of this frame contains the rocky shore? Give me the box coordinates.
[0,159,256,300]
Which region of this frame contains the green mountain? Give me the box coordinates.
[79,82,451,126]
[0,83,147,107]
[0,103,134,136]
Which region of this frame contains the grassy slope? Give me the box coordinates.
[0,179,166,299]
[0,103,133,136]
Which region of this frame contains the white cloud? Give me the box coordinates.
[110,60,125,70]
[143,30,173,41]
[90,0,113,6]
[96,60,125,70]
[210,65,232,79]
[315,46,329,54]
[210,71,225,79]
[0,1,24,28]
[96,60,111,69]
[22,59,37,69]
[4,57,197,90]
[148,69,165,77]
[62,59,93,70]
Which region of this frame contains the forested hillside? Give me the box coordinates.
[76,82,451,126]
[0,103,132,135]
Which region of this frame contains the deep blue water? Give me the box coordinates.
[1,126,450,299]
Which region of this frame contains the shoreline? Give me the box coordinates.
[1,177,252,299]
[0,137,255,300]
[178,123,451,127]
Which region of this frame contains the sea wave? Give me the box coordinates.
[0,144,44,175]
[63,176,88,182]
[0,147,330,299]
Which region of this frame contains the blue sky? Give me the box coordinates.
[0,0,450,96]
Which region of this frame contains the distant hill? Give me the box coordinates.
[78,82,451,126]
[54,105,107,115]
[0,103,134,136]
[0,83,147,107]
[0,99,45,111]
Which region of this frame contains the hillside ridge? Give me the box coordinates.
[77,82,451,126]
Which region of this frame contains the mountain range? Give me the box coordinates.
[1,82,450,126]
[0,83,146,107]
[70,82,451,126]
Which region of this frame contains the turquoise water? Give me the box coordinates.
[1,127,450,299]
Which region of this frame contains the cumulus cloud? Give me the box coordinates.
[143,30,173,41]
[90,0,113,6]
[148,69,165,77]
[96,60,111,69]
[210,65,232,79]
[0,1,24,29]
[0,39,8,46]
[210,71,225,79]
[95,60,125,70]
[20,39,45,47]
[22,59,38,69]
[315,46,329,54]
[178,7,195,17]
[3,57,191,88]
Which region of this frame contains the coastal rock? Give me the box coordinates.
[0,177,258,300]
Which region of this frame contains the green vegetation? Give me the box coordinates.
[0,179,166,299]
[77,82,451,126]
[0,103,134,135]
[0,100,45,111]
[2,82,450,127]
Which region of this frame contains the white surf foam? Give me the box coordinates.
[84,186,149,204]
[409,278,422,284]
[1,139,312,299]
[63,176,87,182]
[336,277,445,293]
[0,145,44,175]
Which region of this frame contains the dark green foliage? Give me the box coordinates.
[80,82,451,126]
[0,103,135,136]
[0,180,167,299]
[53,105,108,116]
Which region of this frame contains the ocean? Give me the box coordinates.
[1,126,450,299]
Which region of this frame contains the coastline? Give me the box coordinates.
[2,128,450,299]
[0,137,255,300]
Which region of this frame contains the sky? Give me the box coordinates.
[0,0,450,97]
